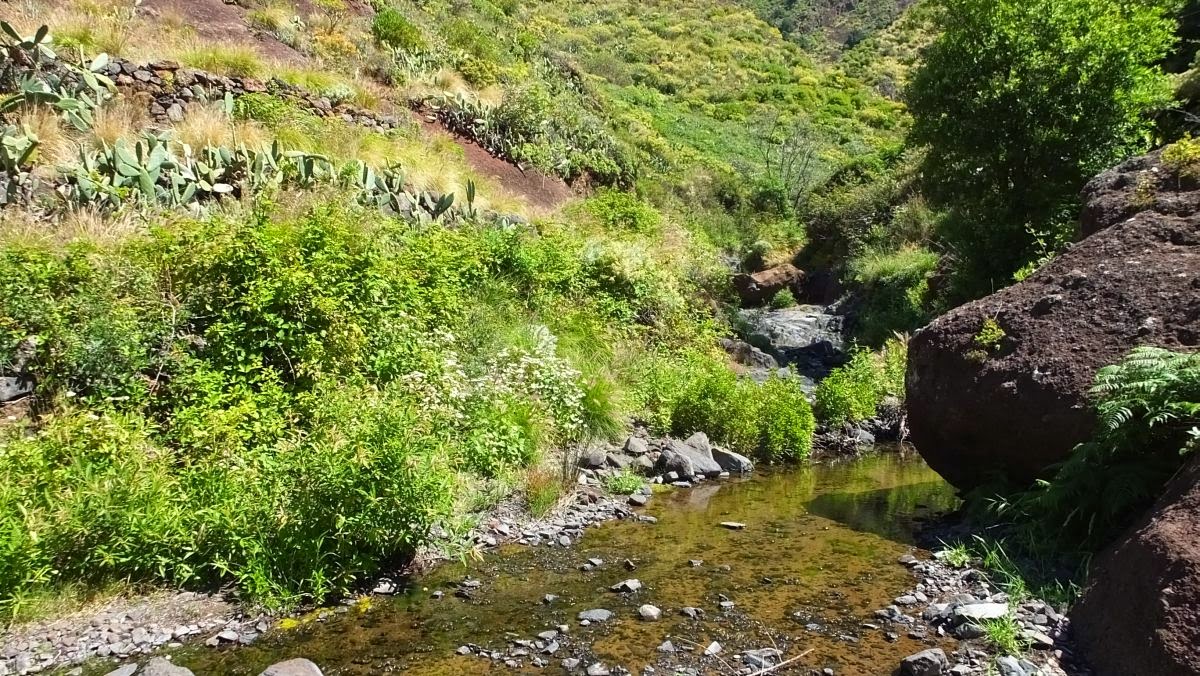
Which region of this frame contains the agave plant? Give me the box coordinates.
[0,124,39,206]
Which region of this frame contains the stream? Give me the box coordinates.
[159,453,959,675]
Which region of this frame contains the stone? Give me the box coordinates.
[742,648,782,669]
[562,658,581,670]
[259,658,324,676]
[900,648,949,676]
[657,640,675,653]
[908,149,1200,489]
[1073,454,1200,676]
[994,656,1025,676]
[952,603,1009,625]
[720,522,746,530]
[166,103,185,122]
[732,264,804,306]
[105,667,138,676]
[0,376,33,402]
[542,594,559,604]
[606,453,632,469]
[703,641,722,656]
[141,658,195,676]
[577,609,613,623]
[578,446,608,469]
[628,494,648,507]
[637,604,661,621]
[216,629,239,642]
[654,438,722,478]
[586,664,610,676]
[624,437,649,456]
[711,447,753,474]
[610,579,641,593]
[680,607,705,620]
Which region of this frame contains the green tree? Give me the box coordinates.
[907,0,1179,294]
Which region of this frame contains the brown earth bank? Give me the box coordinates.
[906,148,1200,490]
[1071,454,1200,676]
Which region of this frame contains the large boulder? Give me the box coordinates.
[907,149,1200,489]
[732,264,804,306]
[1071,455,1200,676]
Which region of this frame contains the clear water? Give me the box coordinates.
[164,452,959,675]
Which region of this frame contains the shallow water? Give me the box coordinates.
[169,452,958,675]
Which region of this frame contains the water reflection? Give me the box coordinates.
[116,453,958,676]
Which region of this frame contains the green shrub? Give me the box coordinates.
[583,189,662,233]
[984,347,1200,551]
[603,470,644,495]
[371,8,426,52]
[814,350,881,426]
[458,57,502,86]
[756,377,816,461]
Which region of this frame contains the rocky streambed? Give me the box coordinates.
[34,453,1047,676]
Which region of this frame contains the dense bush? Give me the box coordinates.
[0,197,713,611]
[371,7,426,52]
[634,352,816,462]
[583,189,663,234]
[814,350,881,426]
[908,0,1179,292]
[813,337,907,426]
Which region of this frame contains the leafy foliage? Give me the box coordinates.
[981,347,1200,551]
[907,0,1180,293]
[370,7,425,52]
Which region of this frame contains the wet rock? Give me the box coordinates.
[900,648,948,676]
[638,604,661,621]
[142,658,195,676]
[577,609,613,623]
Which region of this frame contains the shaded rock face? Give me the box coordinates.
[907,150,1200,489]
[732,264,804,306]
[738,305,845,388]
[1072,455,1200,676]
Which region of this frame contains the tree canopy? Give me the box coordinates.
[907,0,1181,292]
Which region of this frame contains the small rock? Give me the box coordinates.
[628,494,649,507]
[216,630,240,643]
[610,579,642,593]
[657,640,675,653]
[953,603,1009,624]
[142,657,195,676]
[542,594,559,604]
[586,664,610,676]
[704,641,722,656]
[680,607,705,620]
[578,609,614,623]
[900,648,949,676]
[562,658,581,670]
[105,666,138,676]
[456,646,472,655]
[638,604,661,621]
[624,437,649,455]
[720,522,746,530]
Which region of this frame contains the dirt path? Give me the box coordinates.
[413,115,579,211]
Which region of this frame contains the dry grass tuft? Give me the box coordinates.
[91,97,150,149]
